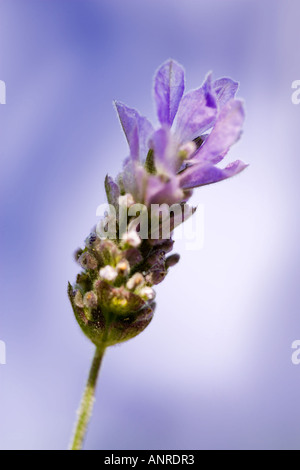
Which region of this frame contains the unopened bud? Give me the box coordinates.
[83,291,98,309]
[165,253,180,268]
[116,260,130,276]
[145,270,166,285]
[99,265,118,282]
[126,273,145,290]
[78,252,98,270]
[139,286,156,301]
[121,230,141,248]
[123,248,143,267]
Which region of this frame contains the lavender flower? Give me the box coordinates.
[114,59,247,207]
[68,59,247,450]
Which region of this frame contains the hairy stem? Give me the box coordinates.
[69,345,106,450]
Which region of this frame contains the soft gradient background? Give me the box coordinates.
[0,0,299,450]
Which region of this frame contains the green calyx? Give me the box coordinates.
[68,282,154,347]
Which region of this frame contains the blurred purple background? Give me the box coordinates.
[0,0,300,450]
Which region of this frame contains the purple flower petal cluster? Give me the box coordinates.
[114,59,247,206]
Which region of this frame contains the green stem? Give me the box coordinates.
[69,344,106,450]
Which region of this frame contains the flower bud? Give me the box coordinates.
[99,265,118,282]
[78,252,98,270]
[146,252,165,269]
[126,273,145,290]
[116,260,130,277]
[122,248,143,268]
[165,253,180,268]
[83,291,98,309]
[139,286,156,301]
[145,270,166,285]
[95,281,145,316]
[121,230,141,248]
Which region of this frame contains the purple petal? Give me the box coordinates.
[202,72,218,109]
[213,78,239,108]
[193,99,245,164]
[174,83,217,144]
[138,116,155,162]
[149,127,179,175]
[154,59,185,126]
[145,174,184,206]
[179,160,248,189]
[115,101,154,161]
